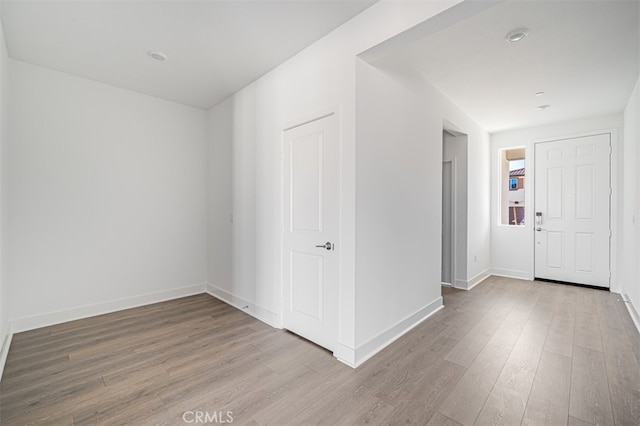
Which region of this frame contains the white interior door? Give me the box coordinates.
[534,133,610,287]
[442,161,454,285]
[282,113,339,351]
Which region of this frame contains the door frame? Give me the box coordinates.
[530,128,619,289]
[279,107,342,346]
[441,158,456,286]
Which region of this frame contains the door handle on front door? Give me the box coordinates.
[536,227,542,232]
[315,242,333,250]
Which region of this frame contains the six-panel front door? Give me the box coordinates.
[282,113,339,351]
[534,133,611,287]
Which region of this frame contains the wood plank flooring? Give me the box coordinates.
[1,277,639,425]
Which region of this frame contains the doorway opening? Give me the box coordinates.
[442,127,468,287]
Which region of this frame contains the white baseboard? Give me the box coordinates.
[334,342,357,367]
[10,283,207,333]
[490,268,532,281]
[466,269,491,290]
[622,293,640,335]
[205,283,280,329]
[0,327,12,381]
[453,269,491,291]
[454,278,468,289]
[337,297,443,368]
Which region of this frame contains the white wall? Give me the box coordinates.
[206,0,464,366]
[354,62,490,355]
[8,60,208,330]
[0,19,10,369]
[490,114,624,284]
[622,76,640,327]
[207,99,232,297]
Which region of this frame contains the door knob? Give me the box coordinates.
[536,227,542,232]
[315,242,333,250]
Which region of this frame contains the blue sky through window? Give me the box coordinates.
[509,159,525,171]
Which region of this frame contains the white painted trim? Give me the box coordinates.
[453,268,491,290]
[608,128,620,292]
[206,283,281,329]
[340,297,443,368]
[11,283,206,333]
[0,330,12,381]
[466,269,492,290]
[454,278,468,289]
[334,342,356,368]
[622,293,640,335]
[490,268,532,281]
[450,156,458,291]
[281,106,340,132]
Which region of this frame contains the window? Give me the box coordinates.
[509,178,518,190]
[500,148,525,226]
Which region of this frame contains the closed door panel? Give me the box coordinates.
[547,168,564,219]
[534,134,610,287]
[546,231,564,270]
[290,251,323,320]
[282,113,339,351]
[575,232,594,273]
[291,134,322,232]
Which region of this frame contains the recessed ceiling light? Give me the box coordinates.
[536,104,551,111]
[535,91,545,97]
[147,51,167,61]
[505,28,530,43]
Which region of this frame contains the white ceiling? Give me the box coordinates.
[373,0,640,133]
[0,0,376,110]
[2,0,638,130]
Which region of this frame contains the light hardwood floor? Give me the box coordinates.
[1,277,639,425]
